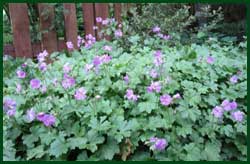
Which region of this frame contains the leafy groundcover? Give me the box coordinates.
[3,35,247,161]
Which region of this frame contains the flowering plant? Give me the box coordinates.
[3,34,247,161]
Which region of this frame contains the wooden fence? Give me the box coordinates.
[4,3,123,58]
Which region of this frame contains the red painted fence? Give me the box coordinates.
[4,3,122,58]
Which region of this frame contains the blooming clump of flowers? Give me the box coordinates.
[3,98,16,116]
[85,34,96,48]
[36,113,56,127]
[147,137,168,151]
[125,89,139,102]
[30,78,41,89]
[147,81,161,93]
[61,74,75,89]
[212,99,244,122]
[74,87,87,100]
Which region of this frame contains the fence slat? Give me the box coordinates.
[38,3,58,55]
[9,3,32,58]
[82,3,95,37]
[63,3,78,49]
[94,3,110,40]
[114,3,122,23]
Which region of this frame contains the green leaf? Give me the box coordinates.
[95,137,120,160]
[27,145,45,160]
[49,138,68,158]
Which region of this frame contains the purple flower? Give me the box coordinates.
[96,17,102,23]
[152,26,161,33]
[93,26,98,30]
[37,113,56,127]
[230,75,238,84]
[66,41,74,49]
[26,108,36,122]
[153,51,163,66]
[77,36,82,48]
[163,34,171,40]
[39,62,47,72]
[40,85,47,93]
[30,79,41,89]
[103,45,112,51]
[212,106,224,118]
[22,63,27,68]
[37,50,48,63]
[85,64,94,72]
[173,93,181,99]
[102,19,109,25]
[16,83,22,93]
[114,29,123,38]
[149,137,168,151]
[154,139,167,151]
[52,78,58,87]
[93,56,102,66]
[221,100,237,111]
[3,98,16,116]
[74,87,87,100]
[63,63,72,73]
[147,81,161,93]
[229,101,237,110]
[125,89,139,101]
[101,55,112,63]
[62,74,75,89]
[231,111,244,122]
[123,74,129,84]
[16,70,26,78]
[157,33,164,38]
[160,94,172,106]
[149,69,158,78]
[206,56,214,64]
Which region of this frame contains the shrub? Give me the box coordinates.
[3,34,247,161]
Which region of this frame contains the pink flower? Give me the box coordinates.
[96,17,102,23]
[62,74,75,89]
[102,19,109,25]
[149,69,158,78]
[212,106,224,118]
[123,74,129,84]
[63,63,72,73]
[30,79,41,89]
[16,70,26,78]
[16,83,22,93]
[37,50,48,63]
[74,87,87,100]
[160,94,172,106]
[206,56,214,64]
[115,29,123,38]
[147,81,161,93]
[66,41,74,49]
[231,111,244,122]
[152,26,161,33]
[85,64,94,72]
[103,45,112,51]
[101,54,112,63]
[230,75,238,84]
[173,93,181,99]
[125,89,139,101]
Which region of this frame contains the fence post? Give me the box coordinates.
[94,3,110,40]
[114,3,122,24]
[9,3,32,58]
[63,3,78,49]
[38,3,58,55]
[82,3,95,37]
